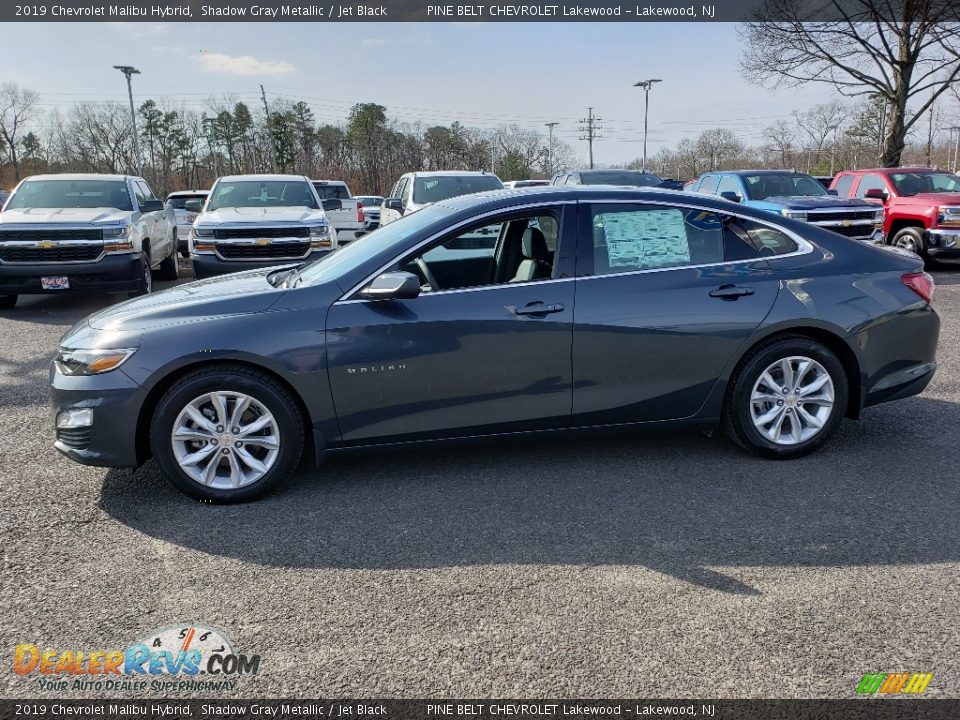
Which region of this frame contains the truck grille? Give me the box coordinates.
[0,245,104,262]
[213,227,310,240]
[830,225,874,238]
[0,229,103,242]
[216,242,311,259]
[808,210,877,223]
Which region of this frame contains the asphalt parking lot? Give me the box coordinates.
[2,261,959,699]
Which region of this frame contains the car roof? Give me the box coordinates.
[575,168,659,174]
[312,179,348,184]
[24,173,134,182]
[408,171,500,178]
[166,190,209,196]
[850,167,938,174]
[707,169,810,176]
[216,174,309,182]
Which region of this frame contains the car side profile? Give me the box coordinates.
[51,187,939,502]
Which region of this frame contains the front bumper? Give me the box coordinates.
[50,363,146,468]
[0,252,143,294]
[925,228,960,258]
[191,248,331,277]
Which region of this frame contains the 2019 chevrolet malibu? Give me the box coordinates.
[50,187,939,502]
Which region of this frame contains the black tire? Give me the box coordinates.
[890,227,927,259]
[723,336,848,459]
[157,244,180,281]
[149,365,305,502]
[130,250,153,298]
[0,294,17,309]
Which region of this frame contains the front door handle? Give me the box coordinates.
[514,301,565,316]
[709,284,754,300]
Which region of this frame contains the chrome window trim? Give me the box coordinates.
[334,197,814,303]
[336,200,577,302]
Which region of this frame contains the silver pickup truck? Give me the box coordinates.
[0,173,178,308]
[311,180,367,244]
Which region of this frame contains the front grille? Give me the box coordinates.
[57,427,92,450]
[216,242,310,259]
[0,229,103,242]
[213,226,310,240]
[808,210,877,222]
[830,225,874,238]
[0,245,103,262]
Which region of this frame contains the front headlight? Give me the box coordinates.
[190,226,215,252]
[55,348,137,376]
[937,206,960,226]
[192,227,214,238]
[873,209,885,224]
[102,225,134,251]
[309,224,333,248]
[781,210,808,221]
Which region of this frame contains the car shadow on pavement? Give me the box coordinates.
[98,395,960,595]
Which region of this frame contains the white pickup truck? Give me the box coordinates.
[0,173,178,308]
[189,174,335,279]
[311,180,366,244]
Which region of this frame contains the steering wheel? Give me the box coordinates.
[415,257,439,291]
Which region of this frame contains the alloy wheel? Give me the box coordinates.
[749,356,835,446]
[170,391,281,488]
[894,234,919,253]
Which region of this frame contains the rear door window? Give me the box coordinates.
[697,175,719,194]
[832,174,855,198]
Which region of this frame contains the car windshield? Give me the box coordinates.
[356,196,383,206]
[412,175,503,204]
[6,179,134,211]
[295,205,450,287]
[579,171,663,187]
[164,193,208,210]
[207,180,319,210]
[743,173,828,200]
[890,172,960,196]
[312,183,351,200]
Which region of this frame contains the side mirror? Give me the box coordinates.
[864,188,888,201]
[827,189,838,196]
[359,271,421,300]
[184,199,203,213]
[719,191,742,203]
[384,198,403,213]
[141,199,164,213]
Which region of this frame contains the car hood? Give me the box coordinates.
[197,206,327,225]
[898,192,960,206]
[0,207,131,225]
[760,196,874,209]
[85,267,290,332]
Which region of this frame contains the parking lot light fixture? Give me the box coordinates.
[114,65,143,178]
[633,78,662,173]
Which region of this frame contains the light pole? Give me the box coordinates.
[827,124,839,176]
[114,65,143,178]
[544,122,558,177]
[633,78,662,172]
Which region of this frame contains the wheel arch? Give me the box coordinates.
[135,358,317,465]
[887,218,925,242]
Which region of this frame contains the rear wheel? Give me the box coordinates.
[157,248,180,281]
[0,294,17,309]
[723,337,848,459]
[149,366,305,502]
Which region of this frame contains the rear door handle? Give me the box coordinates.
[514,301,565,316]
[709,284,754,300]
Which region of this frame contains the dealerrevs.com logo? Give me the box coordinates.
[856,672,933,695]
[14,624,261,692]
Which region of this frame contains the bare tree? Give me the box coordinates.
[762,119,797,167]
[0,82,40,181]
[740,0,960,166]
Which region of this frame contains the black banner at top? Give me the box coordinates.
[3,0,960,22]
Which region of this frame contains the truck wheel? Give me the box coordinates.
[0,294,17,309]
[891,227,927,259]
[130,252,153,298]
[157,245,180,281]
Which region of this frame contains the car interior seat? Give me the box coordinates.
[510,228,552,282]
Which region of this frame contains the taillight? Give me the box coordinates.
[357,205,365,223]
[902,272,934,303]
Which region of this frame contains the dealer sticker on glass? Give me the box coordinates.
[41,276,69,290]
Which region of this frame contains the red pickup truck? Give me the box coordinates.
[830,167,960,263]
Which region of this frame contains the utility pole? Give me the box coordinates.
[950,126,960,173]
[633,78,662,172]
[925,103,935,167]
[260,84,278,172]
[579,107,602,169]
[113,65,143,177]
[544,122,558,176]
[202,116,219,179]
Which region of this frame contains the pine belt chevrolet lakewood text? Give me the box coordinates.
[50,187,939,502]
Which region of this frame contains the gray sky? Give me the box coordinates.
[8,21,842,165]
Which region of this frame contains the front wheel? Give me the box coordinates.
[723,337,848,459]
[157,238,180,281]
[130,251,153,298]
[891,227,926,258]
[149,366,305,502]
